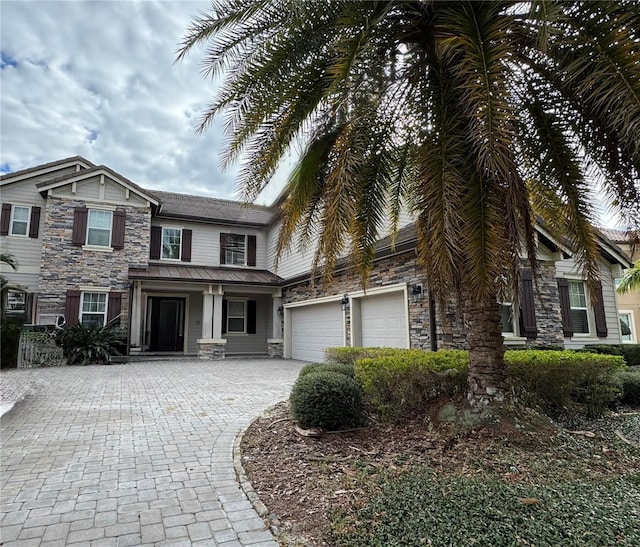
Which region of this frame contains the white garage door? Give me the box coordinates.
[290,302,344,362]
[360,291,408,348]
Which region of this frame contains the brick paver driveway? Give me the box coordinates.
[1,359,304,546]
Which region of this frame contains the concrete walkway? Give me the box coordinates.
[0,359,304,546]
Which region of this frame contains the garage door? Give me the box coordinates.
[290,302,344,362]
[360,291,408,348]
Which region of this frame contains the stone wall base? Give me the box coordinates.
[197,339,227,360]
[267,339,284,358]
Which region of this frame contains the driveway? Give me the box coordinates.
[0,359,304,546]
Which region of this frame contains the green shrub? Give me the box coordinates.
[579,344,640,367]
[56,324,126,365]
[0,318,23,369]
[324,347,402,365]
[299,362,355,379]
[505,350,625,417]
[290,370,366,430]
[354,350,468,419]
[616,367,640,406]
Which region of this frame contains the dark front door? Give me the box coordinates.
[149,297,185,352]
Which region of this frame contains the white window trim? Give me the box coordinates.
[80,292,108,327]
[226,298,247,334]
[223,234,247,266]
[567,279,594,338]
[9,205,31,237]
[619,310,637,344]
[161,227,182,261]
[85,209,113,248]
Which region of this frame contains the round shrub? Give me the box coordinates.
[298,362,355,379]
[617,367,640,406]
[290,370,366,430]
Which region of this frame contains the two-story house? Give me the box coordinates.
[0,156,633,362]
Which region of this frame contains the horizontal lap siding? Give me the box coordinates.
[186,291,203,354]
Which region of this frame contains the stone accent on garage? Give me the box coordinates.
[283,252,566,351]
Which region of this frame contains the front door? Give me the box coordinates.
[149,297,185,351]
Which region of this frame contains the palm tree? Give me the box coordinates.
[179,1,640,406]
[617,261,640,294]
[1,252,19,318]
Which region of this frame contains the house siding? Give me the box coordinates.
[224,293,272,354]
[36,196,151,328]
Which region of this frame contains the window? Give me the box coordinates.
[86,209,112,247]
[6,290,26,316]
[499,303,517,336]
[162,228,181,260]
[619,311,635,343]
[568,281,590,334]
[10,206,30,236]
[80,292,107,327]
[227,300,246,333]
[225,234,246,265]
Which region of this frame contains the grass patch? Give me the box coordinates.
[332,470,640,546]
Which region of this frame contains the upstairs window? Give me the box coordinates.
[162,228,182,260]
[87,210,113,247]
[220,233,256,266]
[225,234,246,265]
[10,206,30,236]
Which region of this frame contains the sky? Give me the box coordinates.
[0,0,625,227]
[0,0,290,205]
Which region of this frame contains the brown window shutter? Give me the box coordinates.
[28,206,41,238]
[72,207,88,246]
[107,292,123,324]
[111,210,126,249]
[65,290,81,327]
[221,299,227,334]
[247,235,257,267]
[150,226,162,259]
[593,282,608,338]
[1,203,12,235]
[520,270,537,339]
[181,229,192,262]
[557,278,573,338]
[247,300,257,334]
[220,233,228,264]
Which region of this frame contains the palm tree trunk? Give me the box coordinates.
[464,291,508,407]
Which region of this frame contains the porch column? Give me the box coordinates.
[213,293,224,339]
[272,296,283,339]
[130,281,142,349]
[268,290,284,358]
[202,292,214,339]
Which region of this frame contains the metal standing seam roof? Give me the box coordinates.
[151,190,279,225]
[129,264,282,285]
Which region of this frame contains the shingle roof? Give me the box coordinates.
[151,190,278,226]
[0,156,94,184]
[599,228,635,244]
[129,264,282,285]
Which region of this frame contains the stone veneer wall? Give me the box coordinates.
[37,197,151,329]
[283,251,565,350]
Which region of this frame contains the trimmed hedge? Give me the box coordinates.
[0,318,23,369]
[354,350,468,419]
[324,346,406,365]
[338,347,625,420]
[616,367,640,406]
[298,362,355,379]
[290,370,366,430]
[579,344,640,367]
[505,350,625,417]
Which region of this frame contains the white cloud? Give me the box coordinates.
[0,0,282,200]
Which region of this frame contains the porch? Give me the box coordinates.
[128,264,283,359]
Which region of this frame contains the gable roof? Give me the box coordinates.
[0,156,94,186]
[151,190,278,226]
[35,165,161,206]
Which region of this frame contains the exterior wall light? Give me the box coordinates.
[411,284,423,303]
[277,306,284,316]
[340,295,349,311]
